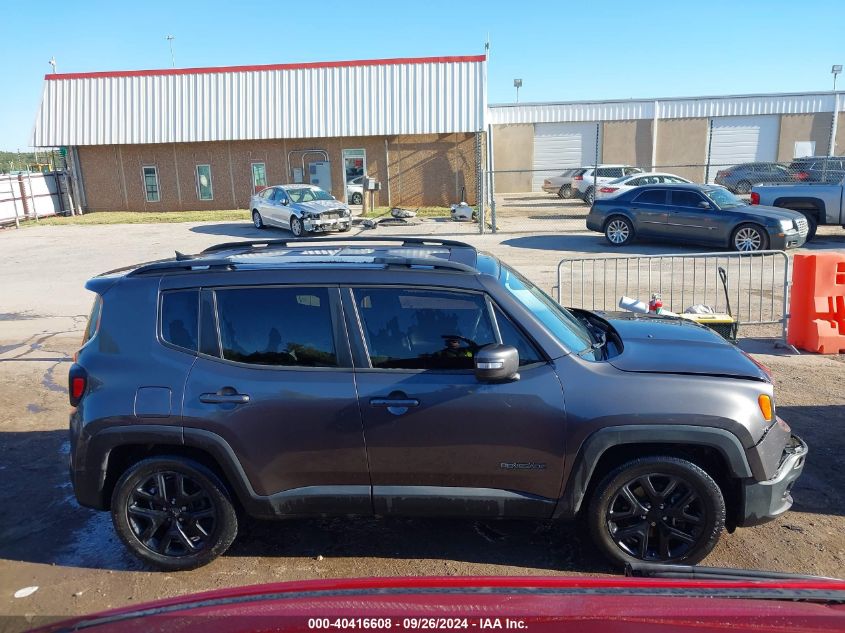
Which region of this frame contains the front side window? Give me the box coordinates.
[215,287,336,367]
[251,163,267,193]
[196,164,213,200]
[161,290,199,352]
[492,304,544,366]
[671,190,707,208]
[142,166,160,202]
[354,288,496,370]
[704,187,744,209]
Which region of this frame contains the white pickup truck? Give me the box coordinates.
[751,175,845,241]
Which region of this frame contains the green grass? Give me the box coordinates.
[361,206,453,219]
[17,210,251,226]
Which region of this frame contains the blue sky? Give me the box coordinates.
[1,0,842,150]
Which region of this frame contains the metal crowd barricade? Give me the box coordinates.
[555,251,791,341]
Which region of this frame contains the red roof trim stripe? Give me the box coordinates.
[44,54,486,81]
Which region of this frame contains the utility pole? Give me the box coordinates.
[833,64,842,91]
[166,35,176,68]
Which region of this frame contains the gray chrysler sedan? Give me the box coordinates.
[68,238,806,570]
[586,183,808,251]
[250,184,352,236]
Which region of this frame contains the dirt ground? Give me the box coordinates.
[1,222,844,631]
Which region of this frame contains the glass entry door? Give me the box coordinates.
[342,149,366,206]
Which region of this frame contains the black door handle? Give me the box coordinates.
[200,388,250,405]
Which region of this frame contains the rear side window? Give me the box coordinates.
[82,296,103,345]
[633,189,667,204]
[354,288,496,370]
[215,287,336,367]
[161,290,199,352]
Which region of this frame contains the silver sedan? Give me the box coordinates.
[250,184,353,236]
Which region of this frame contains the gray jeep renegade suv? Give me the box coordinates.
[68,238,807,570]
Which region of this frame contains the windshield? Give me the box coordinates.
[705,187,744,209]
[284,186,334,203]
[498,263,597,357]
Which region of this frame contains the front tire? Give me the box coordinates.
[252,209,264,229]
[732,223,768,251]
[290,216,305,237]
[111,457,238,571]
[604,216,634,246]
[587,456,725,567]
[351,192,363,205]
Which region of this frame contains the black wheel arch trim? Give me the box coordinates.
[553,425,753,520]
[77,425,370,518]
[771,197,825,221]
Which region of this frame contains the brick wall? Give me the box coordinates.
[76,133,480,212]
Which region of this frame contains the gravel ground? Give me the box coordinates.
[1,221,844,631]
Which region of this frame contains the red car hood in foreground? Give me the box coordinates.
[35,576,845,633]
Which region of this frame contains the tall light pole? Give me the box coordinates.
[513,78,522,103]
[166,35,176,68]
[833,65,842,91]
[48,57,57,74]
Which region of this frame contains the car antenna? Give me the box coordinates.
[175,251,192,261]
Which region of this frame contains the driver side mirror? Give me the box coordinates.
[698,201,713,209]
[281,198,289,206]
[475,344,519,382]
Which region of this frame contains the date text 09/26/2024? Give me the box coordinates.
[308,618,528,630]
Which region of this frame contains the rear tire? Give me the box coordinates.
[586,456,725,567]
[558,185,573,200]
[735,180,752,195]
[111,457,238,571]
[799,212,818,241]
[252,210,264,229]
[732,223,768,252]
[585,187,596,206]
[604,215,634,246]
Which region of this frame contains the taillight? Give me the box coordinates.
[574,175,583,181]
[795,172,809,180]
[600,187,618,193]
[750,192,760,205]
[69,364,88,407]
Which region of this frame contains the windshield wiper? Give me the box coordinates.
[577,325,607,358]
[627,562,841,582]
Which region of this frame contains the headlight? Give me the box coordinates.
[778,219,795,232]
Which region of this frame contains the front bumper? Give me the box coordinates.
[304,216,351,232]
[769,230,807,250]
[737,434,807,527]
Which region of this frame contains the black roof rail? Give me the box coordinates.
[200,236,474,254]
[128,259,234,276]
[372,256,476,273]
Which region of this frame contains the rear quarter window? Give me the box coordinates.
[161,290,199,352]
[81,295,103,346]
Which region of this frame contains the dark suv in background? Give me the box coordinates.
[68,238,807,570]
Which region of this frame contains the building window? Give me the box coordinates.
[142,166,160,202]
[251,162,267,193]
[196,164,213,200]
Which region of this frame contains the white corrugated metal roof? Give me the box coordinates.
[488,91,843,124]
[32,55,487,146]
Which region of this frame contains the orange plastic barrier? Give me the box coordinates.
[787,253,845,354]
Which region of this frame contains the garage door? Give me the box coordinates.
[532,122,600,191]
[706,115,779,183]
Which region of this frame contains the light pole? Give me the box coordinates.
[833,65,843,91]
[513,78,522,103]
[48,57,56,74]
[166,35,176,68]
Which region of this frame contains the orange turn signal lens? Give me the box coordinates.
[758,394,773,421]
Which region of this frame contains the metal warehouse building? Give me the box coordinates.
[490,92,845,192]
[31,55,487,211]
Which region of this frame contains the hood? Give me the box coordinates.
[292,199,350,215]
[599,312,768,380]
[730,203,803,222]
